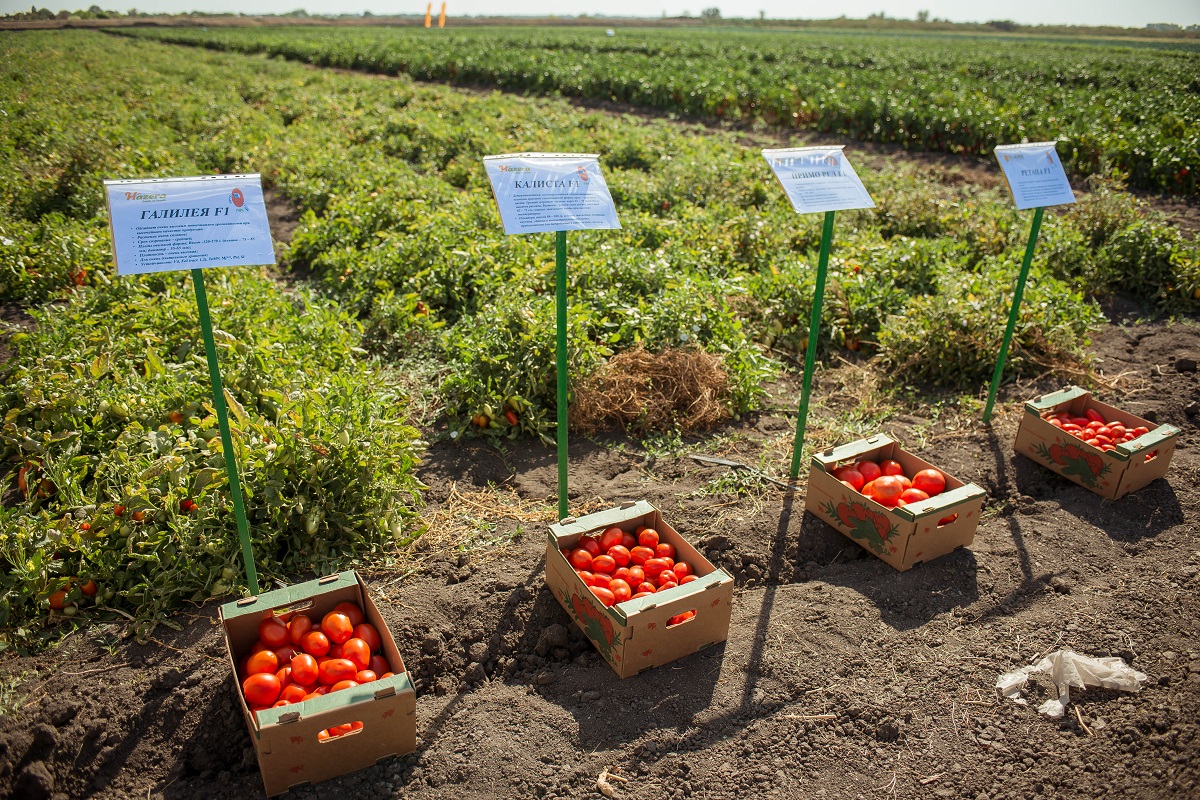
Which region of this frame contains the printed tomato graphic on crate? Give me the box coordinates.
[561,588,622,663]
[1034,439,1110,489]
[821,498,896,555]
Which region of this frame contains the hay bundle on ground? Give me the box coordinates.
[569,346,731,435]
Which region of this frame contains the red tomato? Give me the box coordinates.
[249,641,269,655]
[895,475,912,491]
[591,586,616,607]
[599,527,624,550]
[833,466,865,491]
[899,488,930,504]
[246,650,279,676]
[1131,426,1150,438]
[331,680,359,692]
[672,562,692,580]
[840,480,857,491]
[1094,435,1113,446]
[578,536,602,557]
[856,460,882,483]
[302,630,331,657]
[912,469,946,496]
[328,642,344,659]
[870,476,904,507]
[591,554,616,574]
[569,548,593,571]
[656,570,678,588]
[861,479,876,498]
[243,673,281,706]
[369,655,390,675]
[275,666,293,690]
[643,558,670,580]
[48,590,68,611]
[607,545,631,567]
[658,580,678,592]
[880,460,904,477]
[273,644,299,663]
[280,684,308,704]
[318,658,358,686]
[356,670,377,683]
[1048,418,1064,428]
[668,611,696,626]
[631,592,653,599]
[322,612,355,645]
[576,570,597,586]
[591,573,613,590]
[353,623,382,653]
[629,546,655,566]
[610,579,632,603]
[80,580,97,596]
[654,542,676,560]
[621,532,637,550]
[291,654,319,686]
[679,575,697,584]
[332,602,365,628]
[625,566,645,587]
[379,672,394,680]
[636,582,658,595]
[637,528,660,548]
[937,513,959,526]
[1084,408,1106,423]
[288,615,313,647]
[1061,423,1082,433]
[341,638,372,671]
[612,567,634,584]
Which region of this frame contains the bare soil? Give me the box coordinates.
[1,317,1198,800]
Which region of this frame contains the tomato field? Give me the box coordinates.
[0,24,1199,800]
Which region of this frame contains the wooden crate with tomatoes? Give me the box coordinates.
[219,571,416,797]
[547,501,734,678]
[806,434,986,571]
[1015,386,1180,500]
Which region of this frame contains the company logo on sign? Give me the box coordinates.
[123,191,167,202]
[577,166,589,182]
[497,165,531,173]
[231,188,245,208]
[824,154,839,166]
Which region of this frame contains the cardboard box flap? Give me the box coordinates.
[617,569,732,615]
[221,572,358,621]
[549,500,656,539]
[1025,385,1087,412]
[812,434,894,470]
[896,483,987,520]
[1117,424,1180,454]
[252,672,415,727]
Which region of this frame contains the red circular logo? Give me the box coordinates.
[231,188,245,208]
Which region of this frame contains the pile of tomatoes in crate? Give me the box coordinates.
[563,525,698,626]
[832,459,958,525]
[1042,408,1149,452]
[238,601,396,738]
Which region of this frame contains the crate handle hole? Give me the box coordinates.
[317,721,363,743]
[1144,450,1159,464]
[667,609,697,628]
[269,599,314,619]
[936,513,959,528]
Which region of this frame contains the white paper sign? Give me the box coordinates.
[762,146,875,214]
[483,153,620,235]
[994,143,1076,210]
[104,174,276,275]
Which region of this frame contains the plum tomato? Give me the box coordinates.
[612,567,634,584]
[642,558,670,580]
[668,611,696,626]
[679,574,697,584]
[341,638,372,671]
[355,670,377,683]
[856,460,882,483]
[578,536,602,557]
[912,469,946,496]
[243,673,281,707]
[332,602,365,628]
[899,488,930,505]
[636,582,657,595]
[629,546,655,566]
[318,658,359,686]
[591,586,616,607]
[259,617,290,648]
[331,680,359,692]
[291,654,319,686]
[576,570,598,586]
[672,561,693,580]
[937,513,959,526]
[569,548,593,571]
[301,630,331,657]
[621,532,637,550]
[1084,408,1106,423]
[288,614,313,647]
[870,475,904,507]
[654,542,676,560]
[369,655,390,676]
[658,579,678,591]
[328,642,343,659]
[321,612,354,645]
[246,650,279,676]
[591,554,617,574]
[607,545,631,567]
[636,527,660,548]
[273,644,299,664]
[275,666,293,690]
[833,466,865,492]
[280,684,308,704]
[591,573,613,590]
[352,623,382,653]
[880,460,904,477]
[610,579,632,603]
[599,526,625,550]
[631,591,654,599]
[656,570,678,588]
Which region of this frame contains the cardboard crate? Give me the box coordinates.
[806,434,986,571]
[546,501,734,678]
[220,571,416,797]
[1015,386,1180,500]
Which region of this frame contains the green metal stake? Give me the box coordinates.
[789,210,837,480]
[192,268,260,595]
[983,206,1046,423]
[555,230,569,521]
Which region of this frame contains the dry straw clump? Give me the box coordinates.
[569,346,732,435]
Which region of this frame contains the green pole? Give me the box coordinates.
[192,269,260,595]
[790,210,837,479]
[983,206,1045,423]
[555,231,569,521]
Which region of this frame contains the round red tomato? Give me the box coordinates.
[291,654,319,686]
[275,666,293,689]
[912,469,946,496]
[672,562,692,580]
[635,582,657,595]
[353,623,382,653]
[591,573,612,590]
[880,460,904,477]
[899,488,930,505]
[331,680,359,692]
[318,658,358,686]
[654,542,676,560]
[607,545,631,567]
[609,579,632,603]
[332,602,365,627]
[612,567,634,584]
[637,527,660,548]
[856,460,882,483]
[576,570,597,586]
[621,532,637,550]
[569,548,593,571]
[246,650,279,676]
[599,527,624,550]
[273,644,299,663]
[834,466,865,492]
[259,616,290,649]
[322,612,354,645]
[280,684,308,704]
[632,591,653,599]
[341,638,372,671]
[679,575,697,584]
[870,475,904,507]
[301,630,331,657]
[288,615,313,647]
[624,566,645,587]
[355,670,378,683]
[577,536,602,557]
[243,673,281,706]
[369,655,390,675]
[591,554,616,574]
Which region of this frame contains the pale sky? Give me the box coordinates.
[2,0,1197,28]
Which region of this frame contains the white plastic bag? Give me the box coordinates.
[996,649,1148,717]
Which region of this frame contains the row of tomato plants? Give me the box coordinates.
[120,25,1200,196]
[0,31,1196,646]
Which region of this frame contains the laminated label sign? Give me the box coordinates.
[104,174,275,275]
[483,153,620,235]
[995,143,1075,210]
[762,146,875,214]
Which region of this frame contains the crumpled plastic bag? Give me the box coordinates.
[996,649,1148,717]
